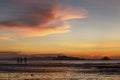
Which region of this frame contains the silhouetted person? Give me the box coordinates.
[17,57,20,64]
[20,57,23,64]
[23,57,27,64]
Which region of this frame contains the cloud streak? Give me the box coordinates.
[0,0,87,39]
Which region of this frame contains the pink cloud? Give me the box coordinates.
[0,0,87,39]
[57,6,87,21]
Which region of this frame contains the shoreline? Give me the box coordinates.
[0,63,119,73]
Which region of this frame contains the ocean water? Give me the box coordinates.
[0,60,120,80]
[0,59,120,63]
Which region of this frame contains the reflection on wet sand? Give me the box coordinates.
[0,61,120,80]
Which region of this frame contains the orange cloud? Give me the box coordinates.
[4,24,70,37]
[0,0,87,39]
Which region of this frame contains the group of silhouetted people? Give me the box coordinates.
[17,57,27,64]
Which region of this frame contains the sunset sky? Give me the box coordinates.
[0,0,120,59]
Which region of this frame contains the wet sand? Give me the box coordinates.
[0,63,119,73]
[0,62,119,80]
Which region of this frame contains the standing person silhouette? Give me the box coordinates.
[17,57,20,64]
[23,57,27,64]
[20,57,23,64]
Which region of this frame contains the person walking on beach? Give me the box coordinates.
[17,57,20,64]
[23,57,27,64]
[20,57,23,64]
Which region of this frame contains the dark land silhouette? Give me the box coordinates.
[52,56,86,60]
[11,55,87,61]
[101,56,110,60]
[0,55,115,61]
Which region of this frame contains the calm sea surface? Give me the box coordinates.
[0,60,120,64]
